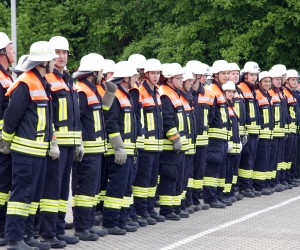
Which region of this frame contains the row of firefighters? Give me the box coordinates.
[0,32,299,250]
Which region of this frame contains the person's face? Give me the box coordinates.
[200,75,208,84]
[229,70,239,84]
[272,77,282,88]
[216,71,229,84]
[171,74,183,89]
[259,77,272,92]
[183,79,195,92]
[287,77,298,89]
[106,72,114,80]
[54,49,68,69]
[245,73,258,85]
[48,59,55,73]
[148,71,160,86]
[225,90,235,101]
[6,43,15,64]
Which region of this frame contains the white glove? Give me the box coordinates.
[102,82,117,110]
[110,135,127,165]
[74,141,84,162]
[227,141,233,153]
[173,138,182,153]
[239,142,243,153]
[241,134,248,146]
[49,137,60,160]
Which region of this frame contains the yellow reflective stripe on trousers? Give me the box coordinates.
[187,178,193,188]
[40,199,59,213]
[173,195,181,206]
[74,195,94,207]
[159,195,174,206]
[218,178,225,188]
[133,186,148,198]
[7,201,30,216]
[252,171,267,180]
[58,98,67,121]
[232,175,238,185]
[104,196,122,209]
[121,196,132,208]
[148,187,157,198]
[238,168,253,178]
[193,179,203,189]
[58,199,68,213]
[203,177,218,187]
[0,119,3,130]
[29,202,39,215]
[0,192,9,205]
[99,190,106,202]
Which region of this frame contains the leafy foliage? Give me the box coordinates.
[1,0,299,70]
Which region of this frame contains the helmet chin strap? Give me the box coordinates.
[0,49,11,66]
[39,61,51,73]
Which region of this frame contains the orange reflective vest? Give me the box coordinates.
[77,81,106,153]
[268,88,285,137]
[139,82,163,151]
[255,88,273,139]
[4,71,51,157]
[159,84,189,151]
[239,82,260,134]
[206,82,229,141]
[283,87,298,133]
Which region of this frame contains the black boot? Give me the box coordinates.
[25,237,51,250]
[40,236,66,249]
[0,237,7,246]
[74,229,99,241]
[7,240,39,250]
[88,226,108,237]
[57,234,79,244]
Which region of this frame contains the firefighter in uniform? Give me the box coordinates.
[102,61,139,235]
[38,36,81,247]
[132,59,165,224]
[222,81,242,203]
[1,41,59,250]
[72,53,116,241]
[268,65,287,192]
[186,62,213,211]
[96,59,116,216]
[228,63,246,201]
[252,71,273,195]
[203,60,231,208]
[178,68,196,214]
[282,69,300,187]
[0,32,15,247]
[158,63,189,220]
[237,62,261,198]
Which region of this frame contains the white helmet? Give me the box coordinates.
[144,58,162,73]
[0,32,12,50]
[259,71,272,81]
[270,64,286,78]
[183,67,195,81]
[27,41,58,62]
[78,53,104,72]
[243,61,260,74]
[229,62,240,71]
[113,61,138,78]
[211,60,230,74]
[128,54,146,69]
[103,59,116,74]
[199,63,211,75]
[185,60,202,75]
[285,69,299,79]
[49,36,69,51]
[11,54,29,73]
[165,63,184,78]
[222,81,236,91]
[161,63,171,77]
